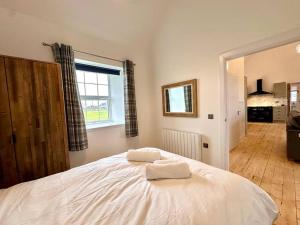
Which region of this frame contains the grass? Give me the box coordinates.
[84,110,109,122]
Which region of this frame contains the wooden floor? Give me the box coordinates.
[230,123,300,225]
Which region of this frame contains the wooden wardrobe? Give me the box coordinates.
[0,55,70,188]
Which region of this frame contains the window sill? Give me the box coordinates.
[86,121,125,130]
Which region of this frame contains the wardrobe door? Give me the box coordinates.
[0,56,18,188]
[5,57,69,182]
[32,61,70,175]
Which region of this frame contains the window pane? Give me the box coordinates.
[78,83,85,96]
[97,73,108,85]
[291,91,297,102]
[86,100,98,110]
[84,100,110,122]
[76,70,85,83]
[81,100,87,119]
[85,84,98,96]
[81,100,86,109]
[99,100,109,120]
[98,85,109,96]
[85,71,97,84]
[85,100,100,122]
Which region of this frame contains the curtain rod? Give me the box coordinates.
[42,42,135,65]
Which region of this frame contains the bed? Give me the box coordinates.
[0,149,278,225]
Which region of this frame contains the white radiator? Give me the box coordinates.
[162,128,202,161]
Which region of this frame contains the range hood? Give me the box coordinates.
[248,79,272,96]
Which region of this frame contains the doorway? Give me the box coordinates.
[219,28,300,170]
[226,40,300,154]
[221,34,300,224]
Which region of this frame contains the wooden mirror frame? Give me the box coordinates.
[161,79,198,117]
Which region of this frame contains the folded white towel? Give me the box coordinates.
[127,148,161,162]
[145,162,191,180]
[154,159,179,164]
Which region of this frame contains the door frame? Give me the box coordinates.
[219,28,300,170]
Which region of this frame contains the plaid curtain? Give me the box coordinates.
[123,60,138,137]
[184,85,192,112]
[51,43,88,151]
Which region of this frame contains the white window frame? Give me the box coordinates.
[77,70,112,125]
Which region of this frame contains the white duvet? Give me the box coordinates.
[0,149,278,225]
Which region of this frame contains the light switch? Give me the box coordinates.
[208,114,214,119]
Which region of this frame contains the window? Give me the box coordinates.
[291,90,298,102]
[75,59,125,129]
[76,70,110,122]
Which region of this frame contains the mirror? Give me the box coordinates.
[162,79,198,117]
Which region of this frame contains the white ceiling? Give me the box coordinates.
[0,0,170,45]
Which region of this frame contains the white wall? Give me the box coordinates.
[151,0,300,167]
[0,6,155,167]
[227,58,245,77]
[227,58,245,102]
[245,41,300,94]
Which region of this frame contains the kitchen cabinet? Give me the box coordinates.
[273,106,286,122]
[273,82,287,98]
